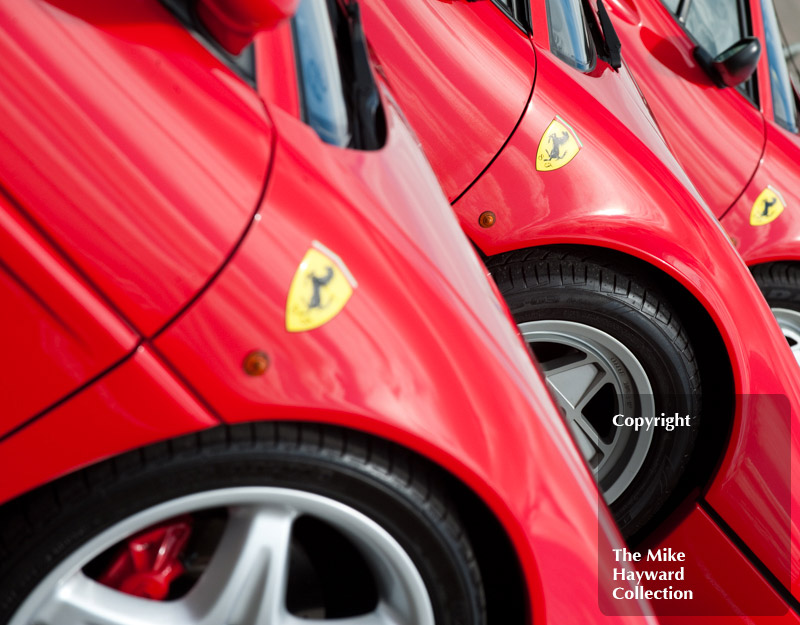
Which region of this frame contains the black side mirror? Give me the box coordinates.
[694,37,761,89]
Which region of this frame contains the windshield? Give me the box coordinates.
[684,0,742,57]
[292,0,385,149]
[293,0,351,147]
[762,0,798,132]
[545,0,594,71]
[774,0,800,90]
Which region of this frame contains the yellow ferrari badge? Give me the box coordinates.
[536,116,582,172]
[750,186,786,226]
[286,241,357,332]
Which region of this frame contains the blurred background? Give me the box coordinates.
[775,0,800,87]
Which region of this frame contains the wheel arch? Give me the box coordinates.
[484,243,736,540]
[746,253,800,267]
[396,430,530,625]
[0,420,532,625]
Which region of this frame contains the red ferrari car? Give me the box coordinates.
[0,1,656,624]
[596,0,800,614]
[358,0,800,617]
[605,0,800,363]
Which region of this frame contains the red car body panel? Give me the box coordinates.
[255,22,301,119]
[0,3,654,623]
[604,0,765,217]
[0,0,271,337]
[608,0,800,272]
[361,0,800,616]
[360,0,800,411]
[610,505,794,620]
[722,122,800,265]
[608,0,800,605]
[362,0,536,201]
[0,346,219,504]
[703,393,794,597]
[453,49,792,403]
[0,191,138,436]
[153,106,539,429]
[153,101,648,625]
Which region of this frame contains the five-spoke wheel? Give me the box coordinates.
[1,425,486,625]
[488,247,701,537]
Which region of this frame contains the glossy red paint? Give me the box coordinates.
[607,0,800,265]
[152,108,540,429]
[607,0,800,606]
[721,121,800,265]
[360,0,800,615]
[153,94,649,624]
[197,0,299,54]
[254,23,300,118]
[606,0,765,217]
[0,346,218,505]
[0,2,652,624]
[0,187,137,437]
[703,393,794,598]
[601,505,792,619]
[359,0,800,415]
[0,0,271,337]
[451,46,796,412]
[361,0,535,201]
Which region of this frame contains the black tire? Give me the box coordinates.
[486,247,701,537]
[0,423,486,625]
[752,262,800,352]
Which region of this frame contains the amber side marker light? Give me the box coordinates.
[479,211,496,228]
[243,350,270,376]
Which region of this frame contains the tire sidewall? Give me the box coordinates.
[507,287,700,536]
[0,439,483,625]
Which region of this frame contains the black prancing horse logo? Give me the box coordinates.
[308,266,334,309]
[545,131,571,161]
[762,197,778,216]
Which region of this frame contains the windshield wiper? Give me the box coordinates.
[345,1,383,150]
[596,0,622,70]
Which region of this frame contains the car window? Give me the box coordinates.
[291,0,385,150]
[661,0,756,101]
[785,43,800,92]
[774,0,800,89]
[761,0,799,132]
[293,0,351,147]
[683,0,742,57]
[545,0,594,71]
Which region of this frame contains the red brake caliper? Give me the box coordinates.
[98,515,194,600]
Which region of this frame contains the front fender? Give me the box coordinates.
[455,47,798,404]
[148,102,653,624]
[721,123,800,267]
[454,48,800,601]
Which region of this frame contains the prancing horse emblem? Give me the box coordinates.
[762,197,778,217]
[286,242,358,332]
[308,267,335,309]
[536,116,582,172]
[750,186,786,226]
[544,131,571,162]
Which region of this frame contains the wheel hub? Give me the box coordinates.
[98,516,193,600]
[518,319,655,504]
[10,488,435,625]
